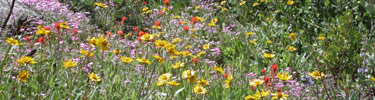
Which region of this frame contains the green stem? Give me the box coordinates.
[0,45,12,78]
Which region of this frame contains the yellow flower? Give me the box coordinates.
[289,33,296,40]
[287,0,295,5]
[267,40,273,44]
[36,25,51,35]
[240,1,246,6]
[263,53,275,59]
[167,81,181,86]
[196,51,206,57]
[271,92,289,100]
[155,40,168,48]
[125,33,132,37]
[246,32,254,35]
[142,10,152,14]
[59,21,70,29]
[185,45,192,49]
[254,90,270,98]
[6,37,22,46]
[195,6,200,10]
[17,70,29,83]
[245,95,258,100]
[221,7,227,11]
[288,46,297,52]
[213,66,224,74]
[253,2,260,7]
[318,36,325,40]
[203,44,210,50]
[195,16,205,21]
[170,56,178,59]
[224,75,233,88]
[94,2,108,8]
[88,72,101,82]
[63,59,78,68]
[182,70,197,83]
[142,7,149,11]
[249,40,257,45]
[371,76,375,82]
[193,85,207,94]
[197,78,210,86]
[172,38,181,43]
[220,1,227,5]
[16,56,36,65]
[152,25,161,30]
[137,58,152,64]
[156,73,172,86]
[179,51,192,57]
[153,55,164,63]
[173,16,181,19]
[97,35,111,51]
[120,56,133,63]
[87,37,97,47]
[308,71,325,79]
[249,79,264,87]
[141,34,154,41]
[113,50,121,54]
[277,73,292,81]
[80,49,94,57]
[171,62,185,69]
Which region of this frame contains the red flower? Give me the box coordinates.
[25,35,30,42]
[264,76,269,84]
[72,28,78,35]
[271,64,278,72]
[261,68,266,74]
[158,11,163,15]
[191,17,197,24]
[121,16,127,21]
[224,73,228,78]
[45,26,51,30]
[192,58,198,63]
[183,26,189,31]
[154,21,161,26]
[138,31,146,36]
[36,36,45,44]
[117,30,124,36]
[143,1,147,5]
[268,83,273,87]
[133,27,139,31]
[278,89,282,92]
[163,0,170,5]
[54,23,60,30]
[178,21,182,24]
[106,31,112,37]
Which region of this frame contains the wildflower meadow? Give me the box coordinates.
[0,0,375,99]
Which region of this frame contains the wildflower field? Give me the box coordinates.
[1,0,375,99]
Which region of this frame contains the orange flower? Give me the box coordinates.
[154,21,161,26]
[121,16,127,21]
[191,17,198,24]
[183,26,189,31]
[117,30,124,36]
[164,0,170,5]
[106,31,112,37]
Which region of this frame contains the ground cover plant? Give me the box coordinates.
[0,0,375,99]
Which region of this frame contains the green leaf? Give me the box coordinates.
[325,0,330,7]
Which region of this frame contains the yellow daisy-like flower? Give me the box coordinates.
[179,51,192,57]
[277,72,292,81]
[245,95,258,100]
[249,79,264,87]
[288,46,297,52]
[254,90,270,98]
[172,38,181,43]
[271,92,289,100]
[246,32,254,35]
[113,50,121,54]
[289,33,296,40]
[167,81,181,86]
[203,44,210,50]
[156,72,172,86]
[137,58,152,64]
[142,7,149,11]
[16,56,36,65]
[63,59,78,69]
[263,53,275,59]
[17,70,29,83]
[195,16,205,21]
[94,2,108,8]
[267,40,273,44]
[318,36,325,40]
[182,70,197,83]
[220,1,227,5]
[249,40,257,45]
[97,35,111,51]
[224,75,233,88]
[253,2,260,7]
[371,76,375,82]
[153,54,164,63]
[88,72,101,82]
[213,66,224,74]
[6,37,22,46]
[195,6,200,10]
[155,40,168,48]
[240,1,246,6]
[87,37,97,47]
[59,21,70,29]
[173,16,181,19]
[287,0,295,5]
[193,85,207,95]
[171,62,185,69]
[120,56,133,64]
[308,71,325,79]
[36,25,51,35]
[141,34,154,41]
[80,49,94,57]
[197,78,210,86]
[185,45,192,49]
